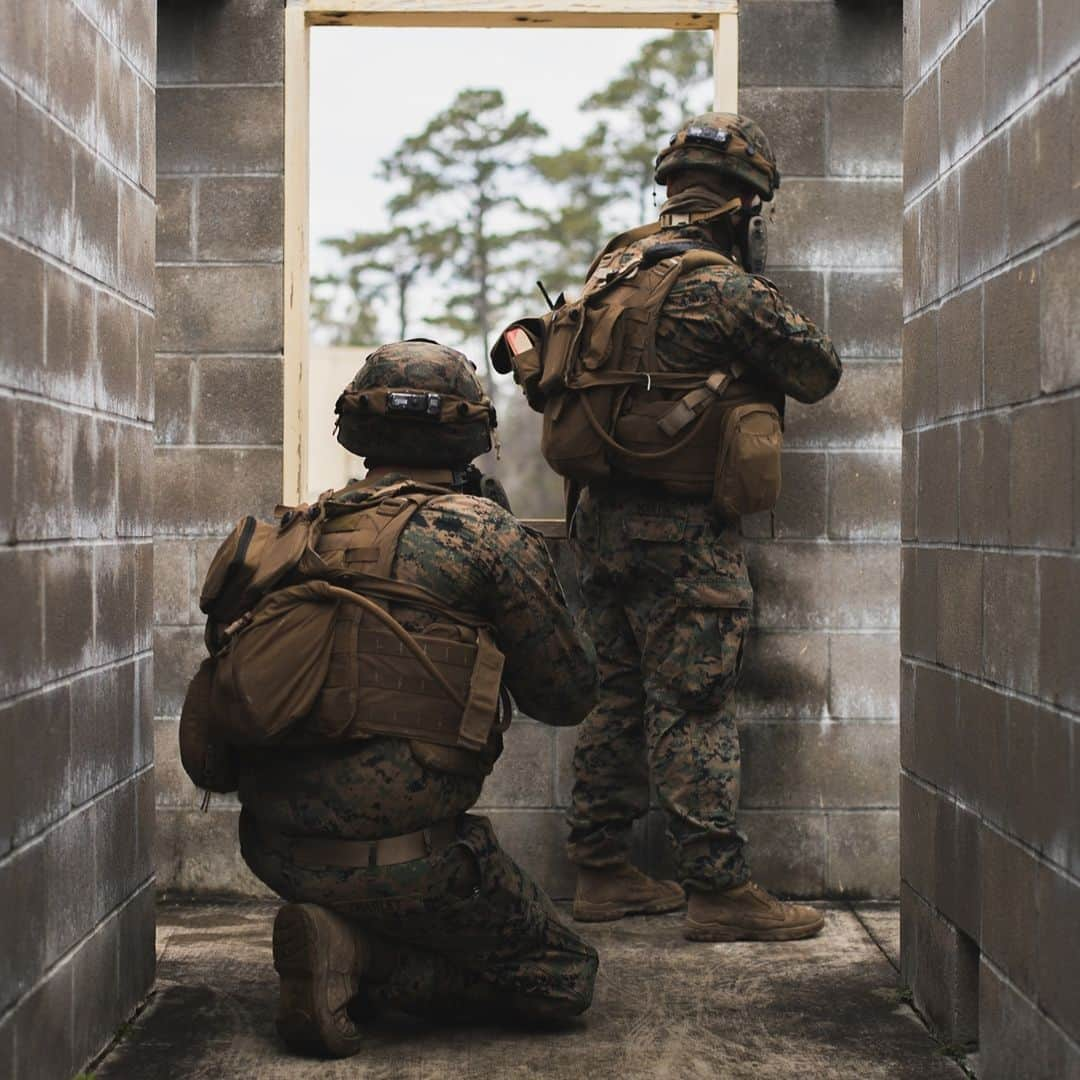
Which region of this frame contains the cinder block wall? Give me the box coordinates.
[0,2,157,1077]
[900,0,1078,1071]
[153,1,903,901]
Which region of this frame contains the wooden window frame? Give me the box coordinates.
[283,0,740,503]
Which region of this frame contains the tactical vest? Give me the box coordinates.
[493,224,784,519]
[179,476,508,793]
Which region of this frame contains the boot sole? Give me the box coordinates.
[272,904,363,1058]
[573,893,687,923]
[684,911,826,942]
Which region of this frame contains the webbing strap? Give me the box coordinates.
[457,628,505,751]
[657,372,733,437]
[280,818,459,869]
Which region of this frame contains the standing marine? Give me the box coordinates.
[179,340,598,1057]
[493,113,842,941]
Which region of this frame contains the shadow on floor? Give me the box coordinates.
[94,900,964,1080]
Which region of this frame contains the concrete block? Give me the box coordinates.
[769,179,901,269]
[0,841,46,1010]
[900,883,979,1044]
[902,309,937,430]
[1008,81,1075,258]
[0,549,43,698]
[979,958,1080,1080]
[918,0,959,70]
[4,684,70,849]
[0,396,12,543]
[1040,556,1080,713]
[899,773,939,900]
[71,912,120,1070]
[958,413,1010,544]
[939,19,985,169]
[115,0,156,82]
[136,309,155,421]
[738,88,825,176]
[958,132,1007,284]
[903,73,939,199]
[0,79,12,229]
[767,270,826,329]
[43,801,97,967]
[740,809,826,897]
[741,1,901,88]
[936,548,983,676]
[138,77,155,196]
[828,271,902,358]
[955,678,1008,825]
[749,541,898,631]
[554,725,577,808]
[135,767,156,885]
[94,777,139,921]
[44,544,95,676]
[156,177,193,262]
[154,716,203,808]
[69,664,130,807]
[1041,232,1080,395]
[94,542,137,662]
[985,258,1041,409]
[934,797,982,939]
[983,552,1039,694]
[133,654,155,774]
[984,0,1039,129]
[477,721,555,809]
[188,0,285,83]
[135,536,153,651]
[741,720,898,809]
[47,0,97,143]
[1042,0,1080,81]
[194,356,284,445]
[936,170,961,301]
[936,285,982,418]
[116,880,156,1018]
[787,360,901,450]
[73,413,118,539]
[14,954,74,1080]
[16,94,73,259]
[154,624,207,718]
[902,0,920,91]
[117,423,152,537]
[0,238,44,393]
[157,264,283,354]
[828,88,901,178]
[152,446,282,536]
[901,432,916,541]
[829,450,900,540]
[157,86,284,175]
[96,291,139,416]
[737,630,829,719]
[772,451,826,539]
[1038,863,1080,1035]
[900,546,937,662]
[830,632,900,719]
[826,810,898,898]
[71,143,119,290]
[916,423,958,542]
[154,355,193,446]
[45,265,95,406]
[913,185,942,313]
[910,664,957,794]
[1010,399,1073,548]
[197,177,284,262]
[154,539,192,625]
[0,0,47,100]
[96,33,139,181]
[981,825,1039,995]
[117,181,155,307]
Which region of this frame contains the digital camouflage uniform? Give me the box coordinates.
[238,477,600,1021]
[567,223,841,892]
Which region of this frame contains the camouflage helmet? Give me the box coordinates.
[654,112,780,201]
[334,339,497,465]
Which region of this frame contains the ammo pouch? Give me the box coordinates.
[493,230,785,519]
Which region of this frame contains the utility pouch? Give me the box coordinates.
[179,658,238,793]
[713,402,783,519]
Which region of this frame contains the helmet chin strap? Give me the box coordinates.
[657,194,742,229]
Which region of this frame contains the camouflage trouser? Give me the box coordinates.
[566,485,752,892]
[241,810,598,1022]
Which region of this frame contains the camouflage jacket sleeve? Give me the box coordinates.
[658,266,843,404]
[485,519,597,727]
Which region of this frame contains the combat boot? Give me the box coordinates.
[273,903,373,1057]
[684,881,825,942]
[573,863,685,922]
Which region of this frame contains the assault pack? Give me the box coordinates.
[179,478,508,794]
[492,226,783,521]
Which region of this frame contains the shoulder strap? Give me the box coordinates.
[584,221,662,280]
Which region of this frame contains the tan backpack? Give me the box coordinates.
[179,480,508,793]
[493,227,783,519]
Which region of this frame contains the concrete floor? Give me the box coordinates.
[94,900,965,1080]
